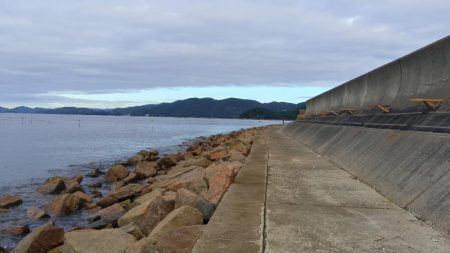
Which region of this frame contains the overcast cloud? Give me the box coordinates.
[0,0,449,107]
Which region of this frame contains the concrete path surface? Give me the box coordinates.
[193,127,450,252]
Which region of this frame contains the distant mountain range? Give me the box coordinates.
[0,98,305,119]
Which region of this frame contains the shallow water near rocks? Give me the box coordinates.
[0,113,280,249]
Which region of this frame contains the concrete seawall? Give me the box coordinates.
[306,36,450,115]
[283,122,450,234]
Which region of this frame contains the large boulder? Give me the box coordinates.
[127,154,144,166]
[177,156,212,168]
[96,195,118,208]
[206,148,229,161]
[62,229,136,253]
[105,165,129,183]
[122,172,139,184]
[0,195,22,208]
[2,225,30,236]
[140,197,175,235]
[86,168,103,178]
[64,181,83,194]
[126,237,157,253]
[133,189,163,206]
[157,156,177,170]
[37,177,66,194]
[204,161,242,204]
[72,191,93,204]
[164,168,208,195]
[112,184,143,200]
[228,150,247,162]
[155,225,205,253]
[13,223,64,253]
[148,206,203,239]
[44,193,83,217]
[118,195,173,230]
[120,223,145,240]
[175,189,215,220]
[224,139,251,155]
[26,208,49,220]
[135,162,157,178]
[87,203,125,229]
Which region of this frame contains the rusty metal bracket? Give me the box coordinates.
[376,104,391,113]
[329,111,339,116]
[339,109,356,115]
[297,110,307,120]
[410,98,446,111]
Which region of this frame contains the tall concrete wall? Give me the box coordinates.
[306,36,450,115]
[283,122,450,234]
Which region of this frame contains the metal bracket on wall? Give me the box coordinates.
[339,109,356,115]
[410,98,446,111]
[376,104,391,113]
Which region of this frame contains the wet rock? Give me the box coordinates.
[155,225,205,253]
[112,183,143,200]
[110,181,125,192]
[140,197,175,235]
[72,191,93,203]
[126,237,157,253]
[62,229,136,253]
[123,172,139,184]
[91,190,103,198]
[85,203,98,210]
[0,195,22,209]
[106,164,129,183]
[87,203,125,229]
[37,177,66,194]
[139,149,159,157]
[2,225,30,236]
[96,195,118,208]
[13,223,64,253]
[0,246,6,253]
[64,181,83,194]
[175,189,215,220]
[127,154,145,166]
[135,162,157,178]
[86,168,103,178]
[0,208,9,213]
[148,206,203,239]
[26,208,49,220]
[66,175,83,184]
[45,193,83,217]
[157,156,177,170]
[204,161,242,204]
[88,182,102,188]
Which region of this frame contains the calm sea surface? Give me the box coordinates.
[0,113,279,248]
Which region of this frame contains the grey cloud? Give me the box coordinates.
[0,0,449,99]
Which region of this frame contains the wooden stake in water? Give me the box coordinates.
[78,120,81,128]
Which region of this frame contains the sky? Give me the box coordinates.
[0,0,449,108]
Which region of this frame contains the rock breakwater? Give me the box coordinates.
[1,126,269,252]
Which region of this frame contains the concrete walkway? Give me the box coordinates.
[193,127,450,252]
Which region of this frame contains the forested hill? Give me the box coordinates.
[0,98,305,119]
